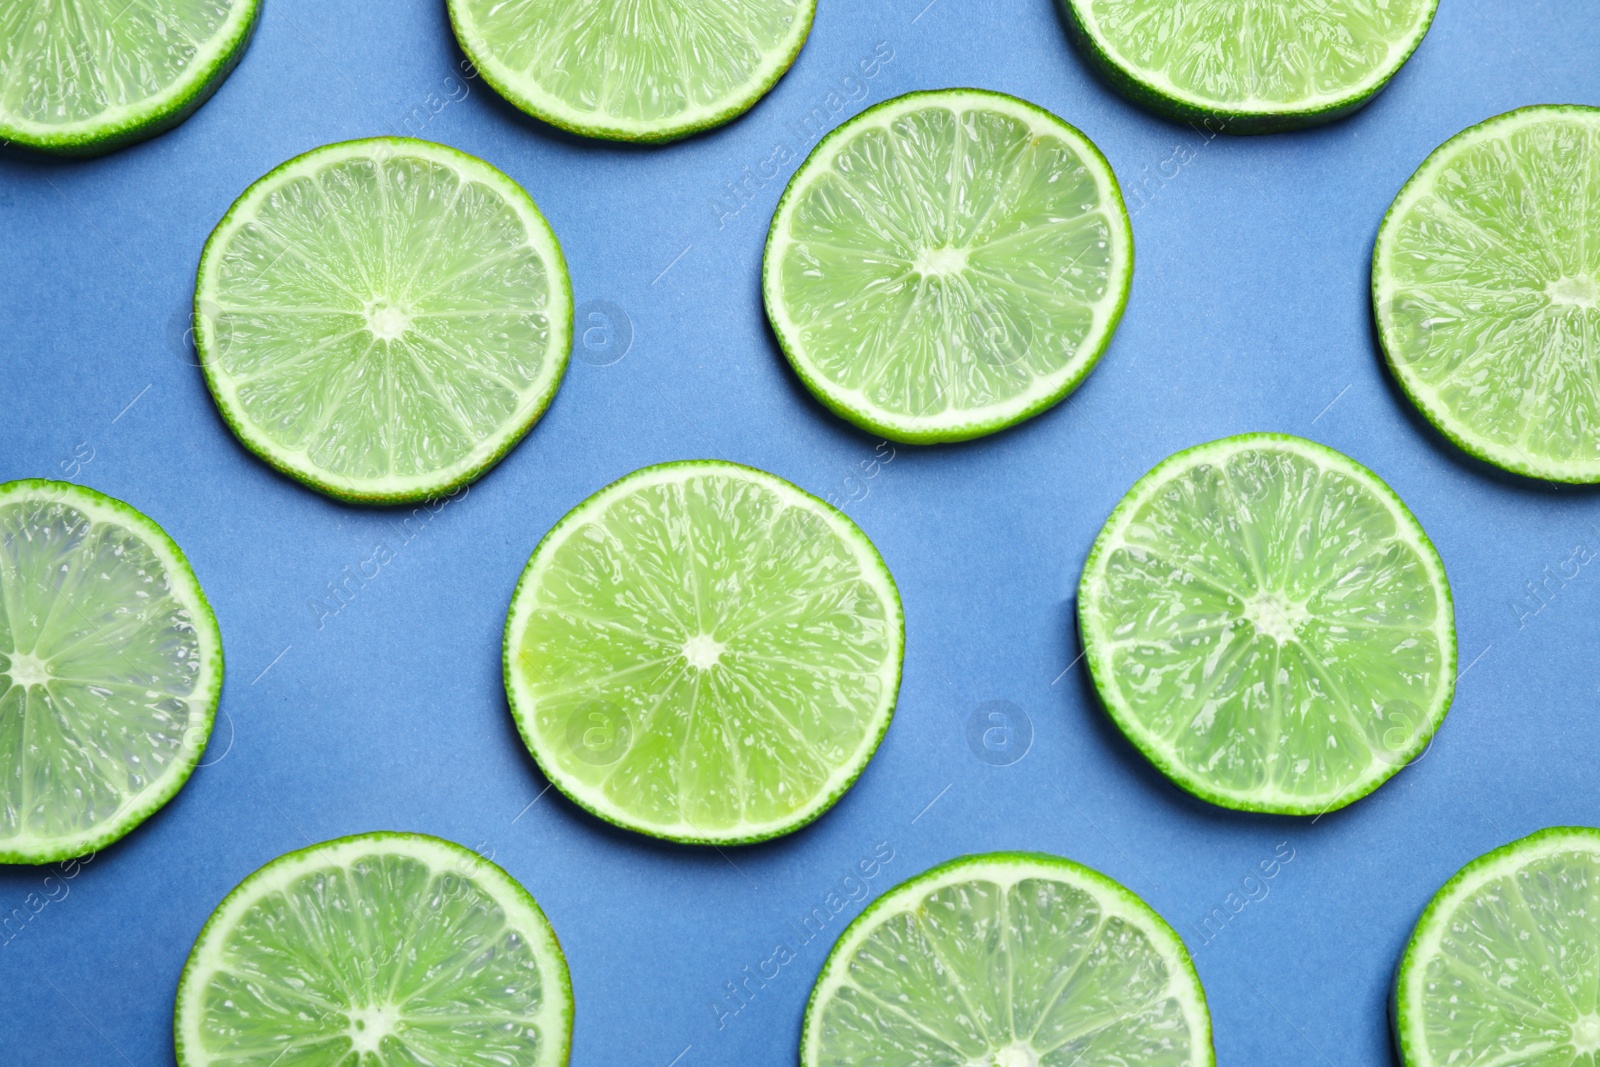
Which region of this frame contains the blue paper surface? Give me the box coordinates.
[2,1,1598,1063]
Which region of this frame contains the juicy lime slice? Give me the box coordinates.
[447,0,814,143]
[503,460,903,845]
[1396,827,1600,1067]
[174,832,572,1067]
[1374,105,1600,483]
[763,88,1133,444]
[1078,434,1456,814]
[1061,0,1438,132]
[0,480,222,864]
[0,0,259,155]
[803,852,1213,1067]
[195,137,573,505]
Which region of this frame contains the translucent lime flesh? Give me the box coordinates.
[175,834,570,1067]
[765,90,1131,443]
[504,462,902,844]
[804,854,1211,1067]
[1079,435,1454,814]
[1398,829,1600,1067]
[449,0,813,141]
[1375,107,1600,482]
[0,482,220,862]
[197,139,571,503]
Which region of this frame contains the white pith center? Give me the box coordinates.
[346,1004,399,1053]
[1242,592,1306,643]
[914,245,969,276]
[364,298,412,340]
[5,651,50,688]
[1548,275,1599,309]
[682,633,726,670]
[978,1044,1039,1067]
[1573,1013,1600,1052]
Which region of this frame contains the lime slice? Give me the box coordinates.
[1061,0,1438,132]
[0,480,222,864]
[174,832,572,1067]
[1374,105,1600,483]
[195,137,573,505]
[447,0,814,143]
[763,89,1133,444]
[0,0,259,155]
[1078,433,1456,814]
[1396,827,1600,1067]
[503,460,903,845]
[803,852,1213,1067]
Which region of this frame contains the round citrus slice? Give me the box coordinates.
[1396,827,1600,1067]
[503,460,903,845]
[1374,105,1600,483]
[174,832,572,1067]
[803,852,1213,1067]
[447,0,814,143]
[0,0,259,155]
[1078,433,1456,814]
[195,137,573,505]
[0,479,222,864]
[764,88,1133,444]
[1061,0,1438,132]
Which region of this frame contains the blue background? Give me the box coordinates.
[2,1,1598,1063]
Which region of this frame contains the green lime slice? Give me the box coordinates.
[1374,105,1600,483]
[504,460,903,845]
[447,0,814,143]
[803,852,1213,1067]
[174,832,572,1067]
[1061,0,1438,132]
[1396,827,1600,1067]
[0,480,222,864]
[763,89,1133,444]
[0,0,259,155]
[195,137,573,505]
[1078,433,1456,815]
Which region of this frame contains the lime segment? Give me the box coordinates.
[503,461,903,845]
[803,852,1213,1067]
[0,480,222,864]
[1078,434,1455,814]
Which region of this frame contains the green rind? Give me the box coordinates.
[1393,826,1600,1067]
[446,0,815,144]
[762,88,1134,445]
[800,851,1215,1067]
[172,831,573,1067]
[1077,433,1457,816]
[1059,0,1438,134]
[194,137,574,506]
[502,459,905,846]
[0,479,224,865]
[1373,104,1600,484]
[0,0,261,156]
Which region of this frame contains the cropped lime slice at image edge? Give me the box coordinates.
[195,137,573,505]
[174,831,572,1067]
[504,460,904,846]
[1078,433,1456,815]
[447,0,816,143]
[1374,105,1600,483]
[0,479,222,864]
[1061,0,1439,132]
[0,0,260,155]
[803,852,1214,1067]
[1395,826,1600,1067]
[765,88,1133,444]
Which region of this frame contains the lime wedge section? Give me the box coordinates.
[1078,434,1455,814]
[174,832,572,1067]
[195,138,573,505]
[0,0,259,155]
[504,460,903,845]
[448,0,814,143]
[764,89,1133,444]
[1062,0,1438,132]
[803,852,1213,1067]
[0,480,222,864]
[1396,827,1600,1067]
[1374,106,1600,483]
